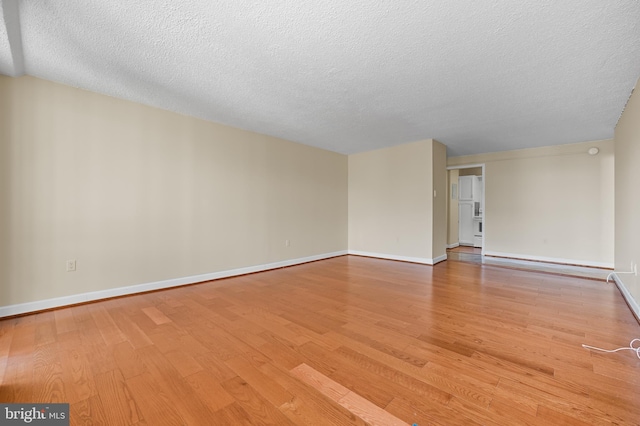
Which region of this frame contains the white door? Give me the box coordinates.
[459,201,474,245]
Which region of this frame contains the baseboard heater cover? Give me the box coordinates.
[483,251,614,269]
[611,274,640,324]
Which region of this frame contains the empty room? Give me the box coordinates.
[1,1,640,425]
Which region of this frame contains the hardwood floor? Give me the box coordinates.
[1,255,639,425]
[448,246,482,254]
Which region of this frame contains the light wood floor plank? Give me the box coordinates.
[93,369,144,426]
[140,306,172,325]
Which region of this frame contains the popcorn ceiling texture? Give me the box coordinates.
[1,0,640,155]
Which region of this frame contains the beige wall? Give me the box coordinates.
[0,74,624,311]
[458,167,482,176]
[449,140,614,267]
[431,140,447,259]
[0,76,348,307]
[348,140,437,262]
[447,169,459,246]
[615,77,640,312]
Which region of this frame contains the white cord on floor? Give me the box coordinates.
[582,339,640,359]
[606,271,635,283]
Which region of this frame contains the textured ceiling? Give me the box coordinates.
[1,1,639,156]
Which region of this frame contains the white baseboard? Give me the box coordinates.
[611,274,640,323]
[446,243,460,249]
[432,254,448,264]
[483,251,614,269]
[348,250,443,265]
[0,250,348,318]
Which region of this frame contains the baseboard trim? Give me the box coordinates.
[446,243,460,249]
[347,250,442,265]
[432,254,448,264]
[483,251,614,269]
[0,250,348,318]
[611,274,640,324]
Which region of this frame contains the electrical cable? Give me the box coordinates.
[606,271,635,283]
[582,339,640,359]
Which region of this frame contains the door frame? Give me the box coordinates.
[446,163,486,256]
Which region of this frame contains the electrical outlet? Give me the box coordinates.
[285,239,290,247]
[66,260,76,272]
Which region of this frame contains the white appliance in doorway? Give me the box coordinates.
[473,216,483,248]
[458,175,483,247]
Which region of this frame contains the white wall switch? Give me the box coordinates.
[66,260,76,272]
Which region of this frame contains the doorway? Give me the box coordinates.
[446,164,485,256]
